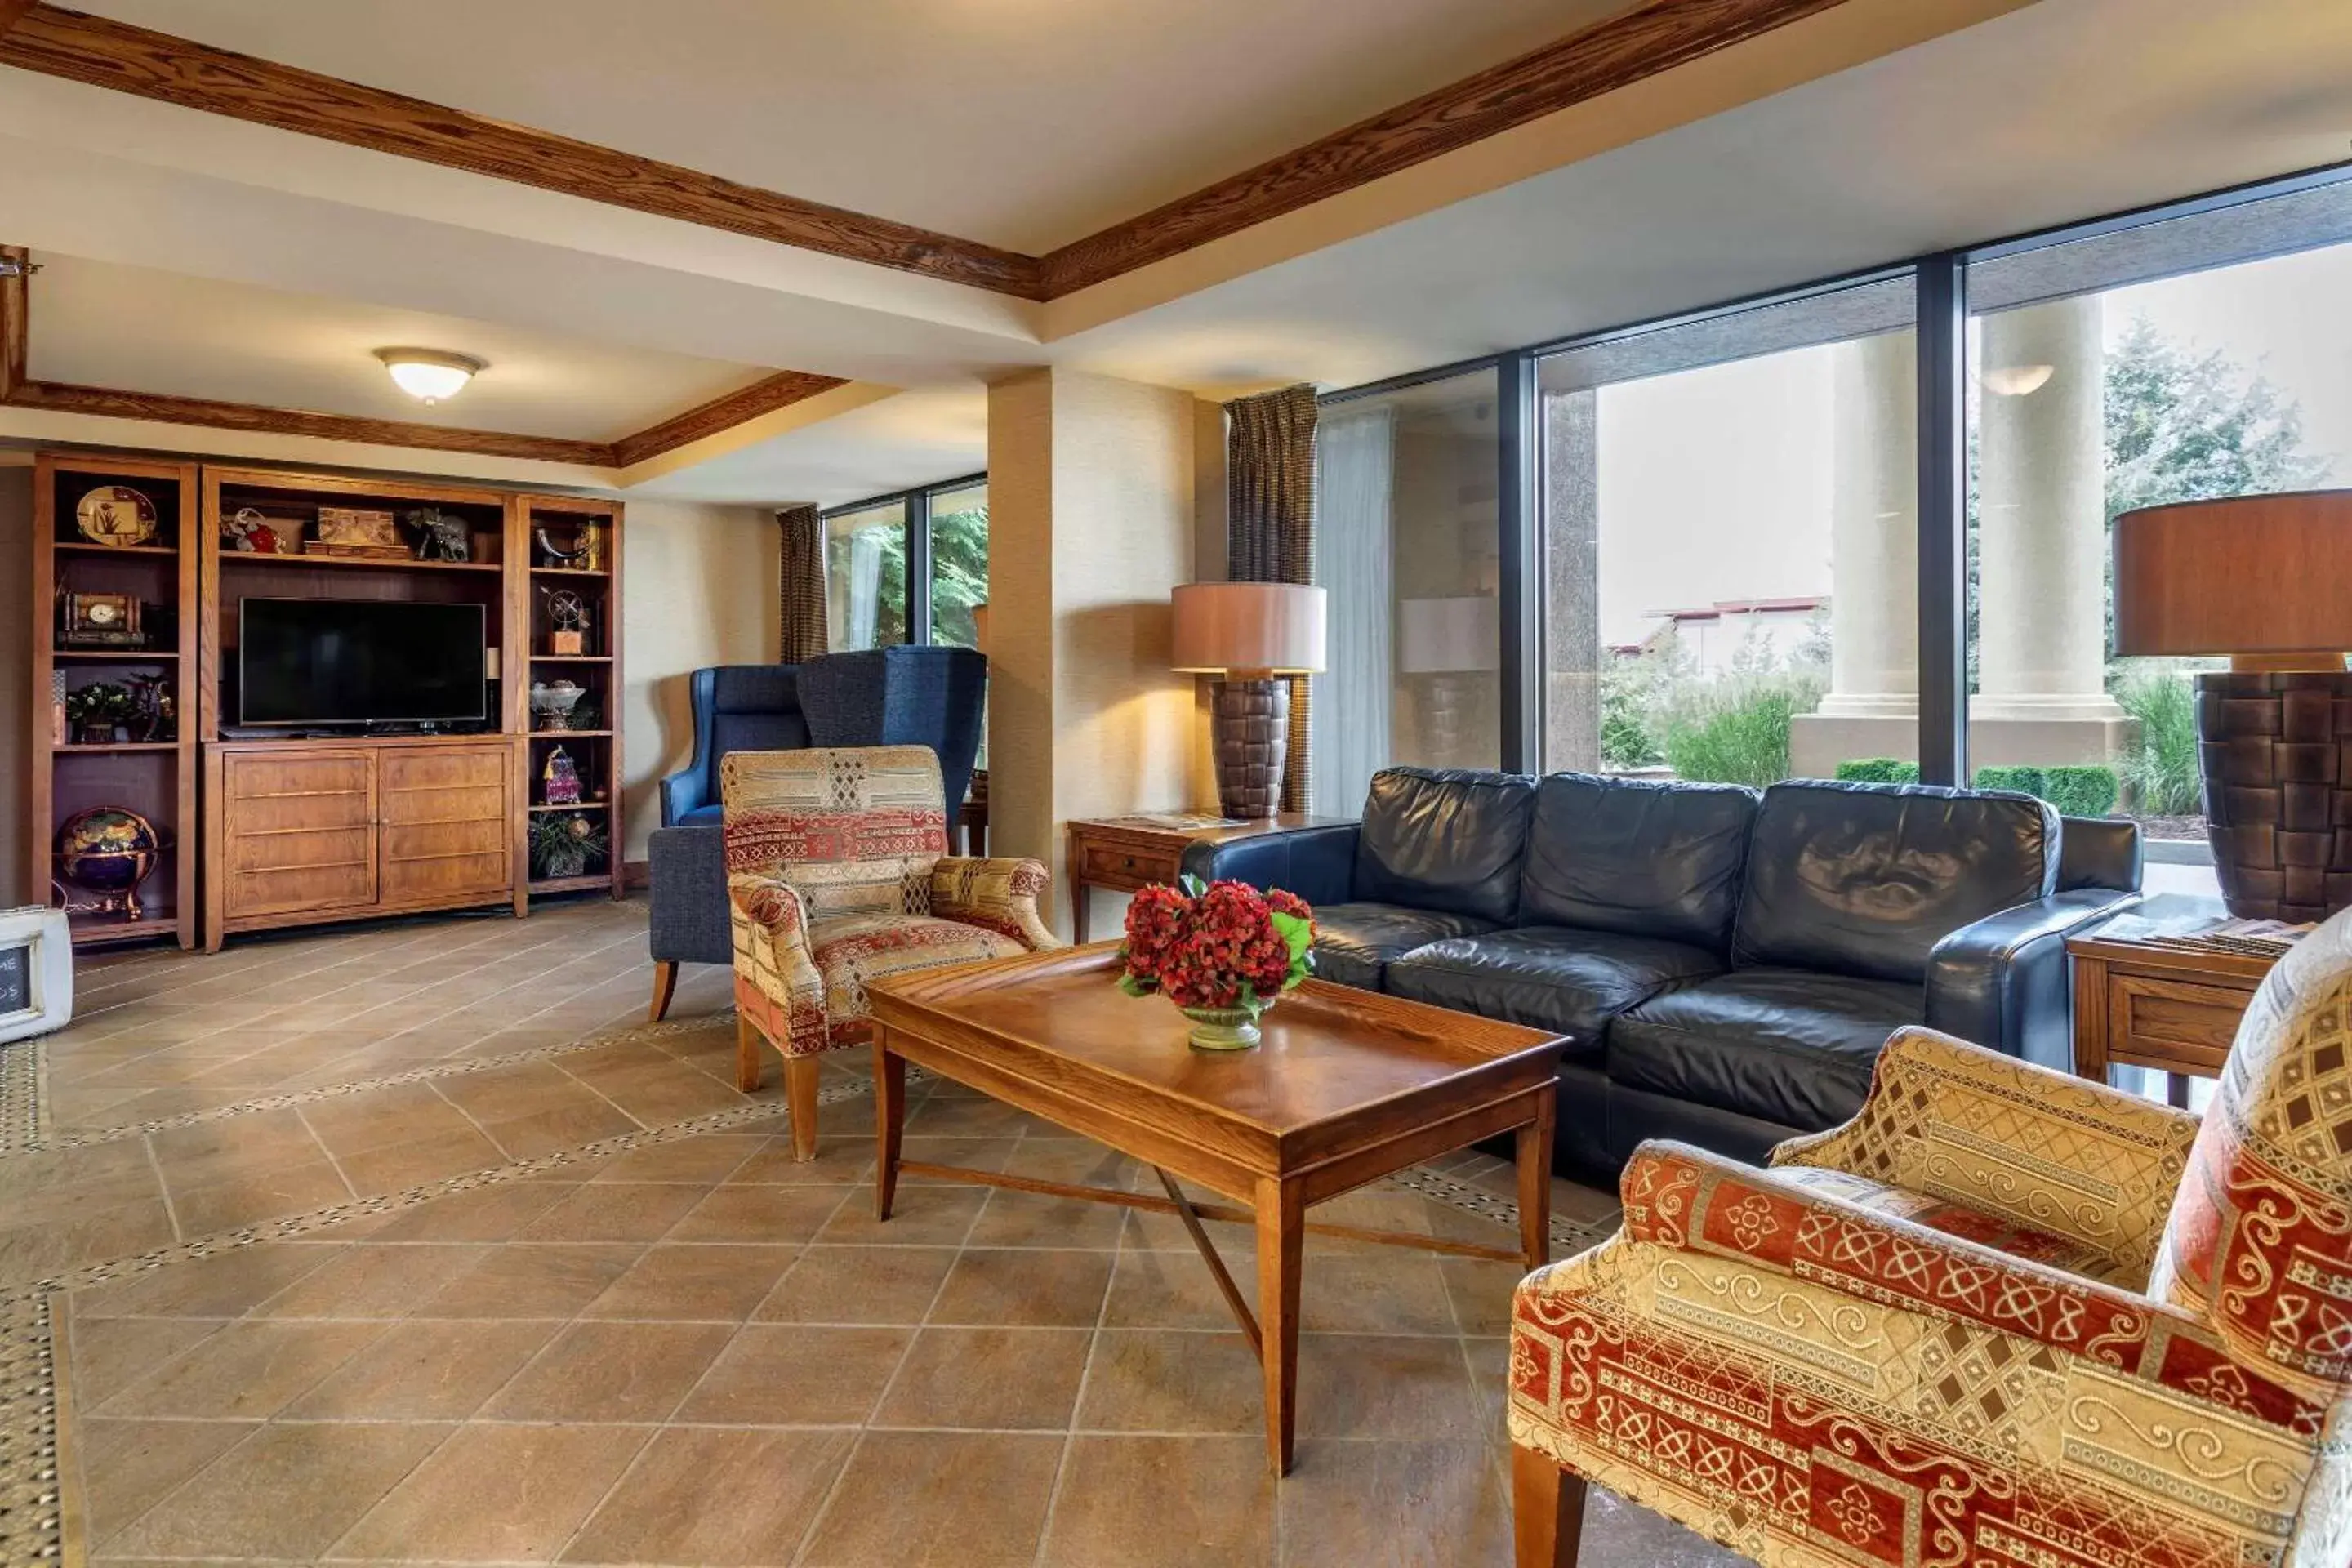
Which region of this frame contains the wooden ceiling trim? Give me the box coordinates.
[1036,0,1852,297]
[6,0,1864,307]
[612,368,848,468]
[0,4,1047,300]
[9,379,620,466]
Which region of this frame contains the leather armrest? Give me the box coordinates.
[1178,823,1360,906]
[660,768,707,827]
[1924,888,2136,1071]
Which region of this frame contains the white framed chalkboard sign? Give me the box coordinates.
[0,907,72,1045]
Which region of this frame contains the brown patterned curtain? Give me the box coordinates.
[1225,385,1319,812]
[777,504,829,662]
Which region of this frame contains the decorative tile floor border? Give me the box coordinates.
[2,1009,735,1158]
[1,1018,1617,1568]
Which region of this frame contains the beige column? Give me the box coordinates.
[1789,332,1918,776]
[1973,296,2130,761]
[987,368,1199,937]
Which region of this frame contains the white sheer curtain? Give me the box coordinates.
[1312,406,1396,815]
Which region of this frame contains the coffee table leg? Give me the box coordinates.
[874,1039,906,1222]
[1517,1087,1556,1273]
[1254,1175,1305,1477]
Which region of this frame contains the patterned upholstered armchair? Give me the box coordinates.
[723,746,1057,1160]
[1510,907,2352,1568]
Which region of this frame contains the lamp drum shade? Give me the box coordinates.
[2114,490,2352,660]
[1171,582,1326,675]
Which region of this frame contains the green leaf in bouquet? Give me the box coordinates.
[1178,873,1208,898]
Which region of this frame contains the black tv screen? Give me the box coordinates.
[240,598,487,726]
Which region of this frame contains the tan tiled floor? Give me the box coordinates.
[31,899,1742,1566]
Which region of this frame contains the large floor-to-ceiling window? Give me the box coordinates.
[1316,163,2352,882]
[1535,277,1918,787]
[1312,366,1503,814]
[1963,183,2352,891]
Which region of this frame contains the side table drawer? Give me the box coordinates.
[1076,840,1181,890]
[2108,973,2248,1075]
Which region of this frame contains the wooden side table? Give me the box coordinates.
[1063,813,1348,943]
[2068,898,2277,1107]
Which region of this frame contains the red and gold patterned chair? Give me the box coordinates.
[1509,907,2352,1568]
[723,746,1057,1160]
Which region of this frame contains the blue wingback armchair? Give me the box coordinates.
[646,648,988,1022]
[658,666,809,828]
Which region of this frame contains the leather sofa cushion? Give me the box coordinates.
[1387,927,1721,1066]
[1309,902,1496,991]
[1353,768,1537,924]
[1609,968,1924,1132]
[1732,780,2056,983]
[1519,773,1758,951]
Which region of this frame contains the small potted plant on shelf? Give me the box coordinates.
[528,812,608,880]
[1116,875,1316,1051]
[63,681,136,745]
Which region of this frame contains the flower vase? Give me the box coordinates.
[1178,1004,1263,1052]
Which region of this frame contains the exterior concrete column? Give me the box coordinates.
[1973,296,2131,762]
[1542,388,1600,772]
[1789,332,1917,777]
[987,368,1198,936]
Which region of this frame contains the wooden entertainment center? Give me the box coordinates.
[29,449,624,951]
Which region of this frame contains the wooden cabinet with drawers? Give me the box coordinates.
[205,736,521,949]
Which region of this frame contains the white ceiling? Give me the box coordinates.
[2,0,2350,506]
[71,0,1628,252]
[29,255,772,440]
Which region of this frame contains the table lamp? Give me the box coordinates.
[1171,582,1326,819]
[2113,488,2352,920]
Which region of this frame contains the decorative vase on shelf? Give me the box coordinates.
[1116,875,1316,1054]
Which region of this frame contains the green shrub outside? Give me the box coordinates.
[1659,673,1823,789]
[2042,766,2119,817]
[1970,764,2119,817]
[1834,759,1921,785]
[2113,667,2203,816]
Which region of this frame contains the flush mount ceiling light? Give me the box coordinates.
[376,347,484,404]
[1983,363,2056,397]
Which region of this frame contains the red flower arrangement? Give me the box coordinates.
[1118,875,1316,1047]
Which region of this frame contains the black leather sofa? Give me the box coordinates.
[1181,768,2141,1177]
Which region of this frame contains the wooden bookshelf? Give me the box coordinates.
[30,452,202,950]
[516,493,625,902]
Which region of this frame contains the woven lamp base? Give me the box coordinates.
[1210,677,1289,821]
[2199,670,2352,921]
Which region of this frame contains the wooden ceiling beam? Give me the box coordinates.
[1036,0,1852,297]
[612,369,848,469]
[2,0,1861,305]
[0,3,1045,300]
[10,379,620,466]
[0,238,866,473]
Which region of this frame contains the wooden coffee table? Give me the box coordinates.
[863,944,1568,1477]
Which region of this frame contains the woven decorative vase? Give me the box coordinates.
[1178,1004,1263,1052]
[2198,670,2352,921]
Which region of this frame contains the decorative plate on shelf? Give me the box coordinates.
[74,485,159,548]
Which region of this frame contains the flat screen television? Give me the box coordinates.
[239,597,488,726]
